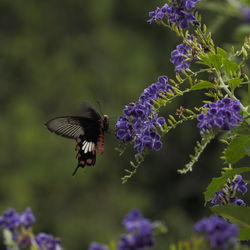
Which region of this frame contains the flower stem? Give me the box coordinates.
[216,70,249,114]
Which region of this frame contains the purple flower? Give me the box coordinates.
[197,98,243,132]
[0,208,36,248]
[170,42,193,72]
[118,209,154,250]
[194,215,239,249]
[210,175,248,206]
[0,207,35,231]
[35,233,62,250]
[148,0,200,28]
[184,0,200,10]
[89,242,108,250]
[116,76,172,154]
[116,117,134,142]
[0,209,20,231]
[20,208,36,229]
[148,4,169,24]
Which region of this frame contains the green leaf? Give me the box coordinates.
[190,80,217,90]
[226,78,242,92]
[222,58,239,75]
[199,52,223,70]
[204,167,250,203]
[217,47,227,57]
[224,136,250,164]
[211,205,250,240]
[233,123,250,136]
[209,54,223,70]
[239,228,250,241]
[199,54,212,67]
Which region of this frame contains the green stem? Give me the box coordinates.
[216,70,249,114]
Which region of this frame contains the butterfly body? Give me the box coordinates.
[45,103,108,175]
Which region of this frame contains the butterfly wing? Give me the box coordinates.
[73,120,102,175]
[81,102,101,121]
[45,116,94,139]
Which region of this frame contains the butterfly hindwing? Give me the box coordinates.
[73,133,99,175]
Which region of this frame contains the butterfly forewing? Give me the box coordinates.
[81,102,102,121]
[45,116,87,139]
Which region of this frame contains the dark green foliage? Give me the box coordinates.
[212,205,250,240]
[223,136,250,164]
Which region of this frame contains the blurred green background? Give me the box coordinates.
[0,0,250,249]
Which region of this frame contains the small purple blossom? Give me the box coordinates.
[148,4,169,24]
[148,0,200,28]
[35,233,62,250]
[116,117,134,141]
[0,209,20,231]
[116,76,173,154]
[0,207,35,231]
[0,208,36,248]
[89,242,108,250]
[194,215,239,249]
[118,209,154,250]
[20,208,36,229]
[184,0,200,10]
[210,175,248,207]
[197,98,243,132]
[170,42,194,72]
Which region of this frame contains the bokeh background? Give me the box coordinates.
[0,0,250,249]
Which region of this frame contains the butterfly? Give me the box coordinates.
[45,102,109,175]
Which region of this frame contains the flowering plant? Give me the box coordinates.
[114,0,250,249]
[1,0,250,250]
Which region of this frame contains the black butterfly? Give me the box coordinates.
[45,102,109,175]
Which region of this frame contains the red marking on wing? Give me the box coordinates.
[79,160,85,166]
[86,159,93,164]
[96,120,105,153]
[96,133,104,153]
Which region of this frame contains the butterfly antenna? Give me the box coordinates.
[96,100,104,116]
[72,165,81,176]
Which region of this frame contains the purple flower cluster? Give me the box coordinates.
[148,0,200,28]
[194,215,239,249]
[89,242,108,250]
[35,233,62,250]
[197,98,243,132]
[210,175,248,207]
[0,208,62,250]
[116,76,173,153]
[0,208,36,247]
[118,209,154,250]
[0,207,35,231]
[88,209,157,250]
[170,42,193,72]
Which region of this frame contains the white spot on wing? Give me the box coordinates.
[82,141,95,153]
[82,140,87,151]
